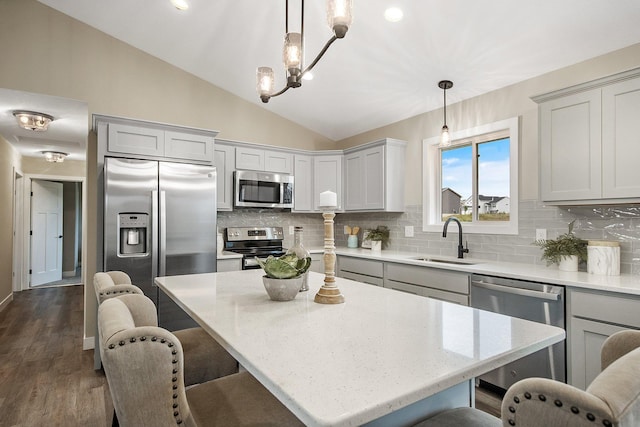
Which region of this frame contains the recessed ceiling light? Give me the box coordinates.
[170,0,189,11]
[384,7,403,22]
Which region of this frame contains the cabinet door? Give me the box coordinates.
[293,155,313,212]
[265,150,293,174]
[362,146,385,209]
[569,317,628,389]
[314,155,343,210]
[309,253,324,274]
[539,90,602,201]
[217,258,242,272]
[165,131,214,162]
[214,144,235,211]
[236,147,265,171]
[344,151,363,210]
[602,77,640,198]
[108,123,165,157]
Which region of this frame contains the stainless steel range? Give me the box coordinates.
[224,226,286,270]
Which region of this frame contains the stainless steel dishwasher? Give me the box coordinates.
[470,274,565,392]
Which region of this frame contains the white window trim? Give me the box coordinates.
[422,116,519,235]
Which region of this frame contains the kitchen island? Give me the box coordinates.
[155,270,564,427]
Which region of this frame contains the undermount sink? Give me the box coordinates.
[413,257,476,266]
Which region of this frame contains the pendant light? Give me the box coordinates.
[257,0,353,103]
[438,80,453,148]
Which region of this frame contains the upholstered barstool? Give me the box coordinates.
[94,271,238,386]
[98,294,303,426]
[414,330,640,427]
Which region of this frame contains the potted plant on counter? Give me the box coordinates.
[364,226,390,253]
[533,220,587,272]
[257,253,311,301]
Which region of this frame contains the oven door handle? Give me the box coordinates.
[471,280,561,301]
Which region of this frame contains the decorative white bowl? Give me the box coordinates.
[262,276,304,301]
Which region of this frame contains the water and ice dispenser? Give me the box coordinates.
[118,213,148,256]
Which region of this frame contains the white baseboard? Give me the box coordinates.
[83,336,95,350]
[0,292,13,312]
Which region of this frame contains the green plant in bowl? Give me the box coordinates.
[257,253,312,279]
[364,226,390,249]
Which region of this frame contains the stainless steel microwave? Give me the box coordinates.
[234,170,294,208]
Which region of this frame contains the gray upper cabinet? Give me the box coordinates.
[314,154,343,211]
[214,141,235,211]
[104,121,215,163]
[344,139,406,212]
[293,154,313,212]
[534,68,640,204]
[235,146,292,174]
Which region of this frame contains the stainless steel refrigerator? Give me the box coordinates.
[103,157,217,331]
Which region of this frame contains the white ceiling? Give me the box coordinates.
[0,89,88,160]
[5,1,640,157]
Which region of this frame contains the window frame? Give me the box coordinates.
[422,116,519,235]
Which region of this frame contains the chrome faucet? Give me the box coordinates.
[442,217,469,259]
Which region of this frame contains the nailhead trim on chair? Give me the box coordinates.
[106,335,184,425]
[100,289,138,298]
[507,392,613,426]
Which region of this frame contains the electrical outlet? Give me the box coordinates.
[289,225,294,235]
[405,225,414,237]
[536,229,547,241]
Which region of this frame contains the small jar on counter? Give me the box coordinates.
[587,240,620,276]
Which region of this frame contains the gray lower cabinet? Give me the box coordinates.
[309,253,325,274]
[337,256,384,287]
[217,258,242,272]
[384,263,469,306]
[567,289,640,389]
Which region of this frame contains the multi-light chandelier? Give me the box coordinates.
[257,0,353,103]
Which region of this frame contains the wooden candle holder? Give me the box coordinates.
[314,211,345,304]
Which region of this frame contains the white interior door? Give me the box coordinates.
[31,180,63,286]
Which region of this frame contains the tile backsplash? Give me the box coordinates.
[219,201,640,275]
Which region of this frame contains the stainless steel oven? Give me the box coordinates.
[234,170,293,209]
[224,226,286,270]
[470,274,565,392]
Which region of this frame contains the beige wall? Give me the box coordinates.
[21,157,87,177]
[0,136,22,308]
[336,43,640,205]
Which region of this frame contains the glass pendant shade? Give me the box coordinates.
[440,125,451,147]
[283,32,302,72]
[257,67,275,98]
[327,0,353,38]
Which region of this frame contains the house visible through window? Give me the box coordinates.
[423,117,519,235]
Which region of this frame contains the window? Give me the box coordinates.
[423,117,519,234]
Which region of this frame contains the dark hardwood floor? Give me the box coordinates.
[0,285,113,426]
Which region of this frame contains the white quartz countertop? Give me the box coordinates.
[155,270,564,427]
[324,247,640,296]
[216,251,243,260]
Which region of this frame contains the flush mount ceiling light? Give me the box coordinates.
[42,151,68,163]
[13,110,54,132]
[257,0,353,103]
[170,0,189,11]
[384,7,403,22]
[438,80,453,148]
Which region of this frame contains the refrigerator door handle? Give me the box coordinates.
[159,190,167,277]
[152,190,159,284]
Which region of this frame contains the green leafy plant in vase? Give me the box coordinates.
[364,226,390,252]
[533,220,587,271]
[257,253,312,301]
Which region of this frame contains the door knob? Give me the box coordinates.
[58,235,63,238]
